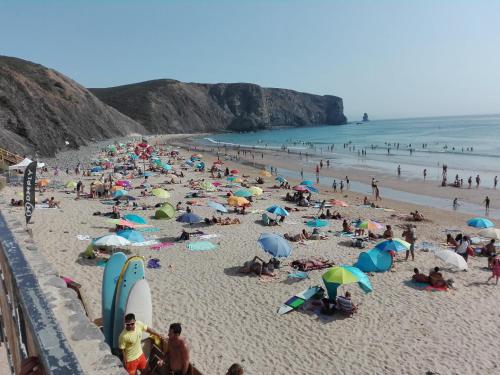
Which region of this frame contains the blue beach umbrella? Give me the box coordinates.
[305,185,319,193]
[161,163,172,171]
[176,212,203,224]
[257,233,292,258]
[275,176,287,183]
[113,190,128,198]
[375,238,411,252]
[91,166,103,172]
[234,189,252,198]
[467,217,494,229]
[266,205,289,217]
[306,218,328,228]
[122,214,147,224]
[116,230,145,243]
[207,201,228,213]
[300,180,315,186]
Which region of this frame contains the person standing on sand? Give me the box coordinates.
[468,176,472,189]
[494,176,498,189]
[158,323,190,375]
[487,256,500,285]
[397,165,401,177]
[300,168,304,180]
[371,178,376,194]
[345,176,350,189]
[484,196,490,213]
[476,174,481,188]
[402,224,416,261]
[340,180,344,193]
[332,180,337,192]
[423,169,427,180]
[119,313,165,375]
[375,185,381,201]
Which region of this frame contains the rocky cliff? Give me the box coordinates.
[91,80,347,133]
[0,56,145,156]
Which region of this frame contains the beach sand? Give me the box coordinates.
[2,134,500,375]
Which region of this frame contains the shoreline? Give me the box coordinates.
[173,135,500,220]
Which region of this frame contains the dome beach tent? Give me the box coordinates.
[354,248,392,272]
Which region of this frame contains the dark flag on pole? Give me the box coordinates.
[23,161,37,225]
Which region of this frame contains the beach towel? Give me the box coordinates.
[410,281,448,292]
[187,241,217,251]
[150,242,175,250]
[288,271,309,279]
[136,227,161,233]
[147,258,161,269]
[76,235,92,241]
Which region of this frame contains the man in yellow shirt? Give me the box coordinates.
[119,313,164,375]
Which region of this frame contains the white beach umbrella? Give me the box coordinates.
[479,228,500,240]
[435,250,468,271]
[94,234,131,247]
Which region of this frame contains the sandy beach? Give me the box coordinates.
[3,134,500,375]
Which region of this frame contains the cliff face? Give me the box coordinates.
[0,56,145,156]
[91,80,347,133]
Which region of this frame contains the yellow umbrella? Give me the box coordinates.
[227,196,249,207]
[66,181,77,189]
[259,170,271,177]
[249,186,263,196]
[152,188,170,199]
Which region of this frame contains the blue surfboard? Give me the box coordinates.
[112,256,145,349]
[101,252,127,347]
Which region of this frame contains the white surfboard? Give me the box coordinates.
[125,279,152,339]
[277,286,322,315]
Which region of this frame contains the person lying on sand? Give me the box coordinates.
[412,268,430,283]
[310,228,329,240]
[10,199,23,207]
[240,256,274,276]
[284,232,306,242]
[220,217,241,225]
[48,197,61,208]
[410,210,424,221]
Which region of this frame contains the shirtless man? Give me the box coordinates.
[158,323,190,375]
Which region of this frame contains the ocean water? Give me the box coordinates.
[197,114,500,183]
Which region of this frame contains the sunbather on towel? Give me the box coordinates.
[284,233,306,242]
[240,256,274,276]
[412,268,430,283]
[428,267,447,288]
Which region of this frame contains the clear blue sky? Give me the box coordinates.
[1,0,499,120]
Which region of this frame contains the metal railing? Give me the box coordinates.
[0,212,85,374]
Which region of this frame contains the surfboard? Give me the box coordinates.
[125,279,152,340]
[112,256,145,349]
[277,286,322,315]
[101,252,127,347]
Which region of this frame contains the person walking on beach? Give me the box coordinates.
[345,176,350,189]
[318,200,326,216]
[487,256,500,285]
[484,196,490,213]
[374,185,381,201]
[402,224,416,261]
[371,178,376,194]
[494,176,498,189]
[397,165,401,177]
[453,197,459,210]
[300,168,304,180]
[119,313,164,375]
[332,180,337,192]
[340,180,344,193]
[423,168,427,180]
[476,174,481,188]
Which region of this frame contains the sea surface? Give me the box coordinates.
[197,114,500,184]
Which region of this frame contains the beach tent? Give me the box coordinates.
[155,203,175,219]
[354,248,392,272]
[8,158,45,170]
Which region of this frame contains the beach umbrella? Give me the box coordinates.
[116,230,145,243]
[259,170,272,177]
[434,250,468,271]
[113,189,128,198]
[155,203,176,219]
[234,189,252,198]
[227,196,249,207]
[111,185,124,192]
[300,180,315,186]
[66,181,77,189]
[266,205,289,217]
[200,181,217,192]
[356,220,383,231]
[151,188,170,199]
[257,233,292,258]
[275,176,287,183]
[375,238,411,252]
[161,163,173,171]
[293,185,308,192]
[185,160,194,166]
[467,217,494,229]
[212,181,222,187]
[306,218,328,228]
[207,201,228,213]
[106,219,141,228]
[249,186,263,196]
[122,214,147,225]
[354,249,393,273]
[305,185,319,193]
[176,212,203,224]
[91,166,103,173]
[116,180,132,187]
[113,195,136,201]
[230,169,240,175]
[479,228,500,240]
[93,234,131,247]
[330,199,349,207]
[322,266,372,300]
